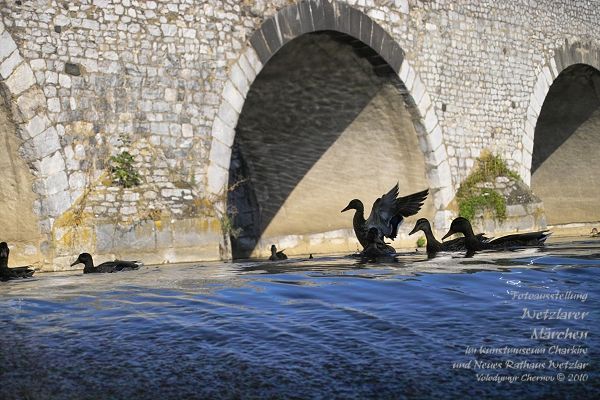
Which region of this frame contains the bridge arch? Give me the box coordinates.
[523,41,600,224]
[207,0,453,257]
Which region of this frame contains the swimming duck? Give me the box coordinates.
[269,245,287,261]
[70,253,142,273]
[341,184,428,251]
[442,217,551,257]
[0,242,35,281]
[591,228,599,237]
[408,218,488,259]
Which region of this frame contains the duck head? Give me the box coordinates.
[341,199,363,212]
[0,242,9,259]
[270,244,277,255]
[70,252,93,267]
[442,217,473,240]
[409,218,431,236]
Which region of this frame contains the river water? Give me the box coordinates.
[1,238,599,399]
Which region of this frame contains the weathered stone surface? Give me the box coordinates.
[0,50,22,79]
[5,63,35,95]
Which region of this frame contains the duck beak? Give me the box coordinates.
[341,204,351,212]
[70,258,81,267]
[441,229,455,240]
[408,224,419,236]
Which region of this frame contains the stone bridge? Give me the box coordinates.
[0,0,599,268]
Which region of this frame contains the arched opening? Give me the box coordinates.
[0,87,43,265]
[227,31,433,258]
[531,64,600,225]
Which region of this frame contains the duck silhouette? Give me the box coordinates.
[442,217,551,257]
[408,218,488,259]
[0,242,35,281]
[70,253,142,273]
[342,184,428,251]
[269,245,287,261]
[360,227,396,260]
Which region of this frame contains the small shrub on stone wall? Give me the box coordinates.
[456,151,520,221]
[109,151,141,188]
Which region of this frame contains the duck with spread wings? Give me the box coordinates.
[342,184,428,253]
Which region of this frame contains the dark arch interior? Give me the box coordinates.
[531,64,600,224]
[227,31,427,259]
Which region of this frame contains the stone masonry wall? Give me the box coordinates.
[0,0,599,268]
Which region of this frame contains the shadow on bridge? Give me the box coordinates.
[227,31,429,259]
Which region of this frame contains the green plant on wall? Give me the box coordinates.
[456,151,519,221]
[109,151,141,188]
[416,236,426,248]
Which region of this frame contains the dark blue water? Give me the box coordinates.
[1,239,599,399]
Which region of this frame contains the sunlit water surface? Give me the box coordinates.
[1,238,600,399]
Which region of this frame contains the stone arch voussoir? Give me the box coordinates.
[0,20,71,232]
[521,40,600,185]
[207,0,453,229]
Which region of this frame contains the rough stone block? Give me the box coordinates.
[237,54,256,82]
[212,116,235,147]
[23,114,51,139]
[0,50,22,79]
[411,76,426,105]
[433,210,454,231]
[423,107,438,133]
[428,125,444,153]
[5,63,36,95]
[209,139,232,170]
[0,30,17,61]
[309,0,326,30]
[249,30,272,64]
[207,164,228,195]
[369,22,385,54]
[277,3,302,44]
[229,63,250,98]
[38,151,66,177]
[358,13,373,46]
[112,223,156,252]
[417,93,432,116]
[260,17,282,54]
[217,99,239,129]
[30,126,61,159]
[16,87,47,120]
[297,1,314,34]
[244,47,263,77]
[222,80,245,114]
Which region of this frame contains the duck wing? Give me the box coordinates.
[441,233,489,251]
[10,265,35,278]
[366,185,429,239]
[489,231,551,249]
[95,260,142,273]
[365,184,399,238]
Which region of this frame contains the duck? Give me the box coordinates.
[591,228,599,237]
[360,227,396,260]
[442,217,551,257]
[70,253,142,273]
[0,242,35,281]
[268,245,287,261]
[408,218,488,259]
[341,184,428,251]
